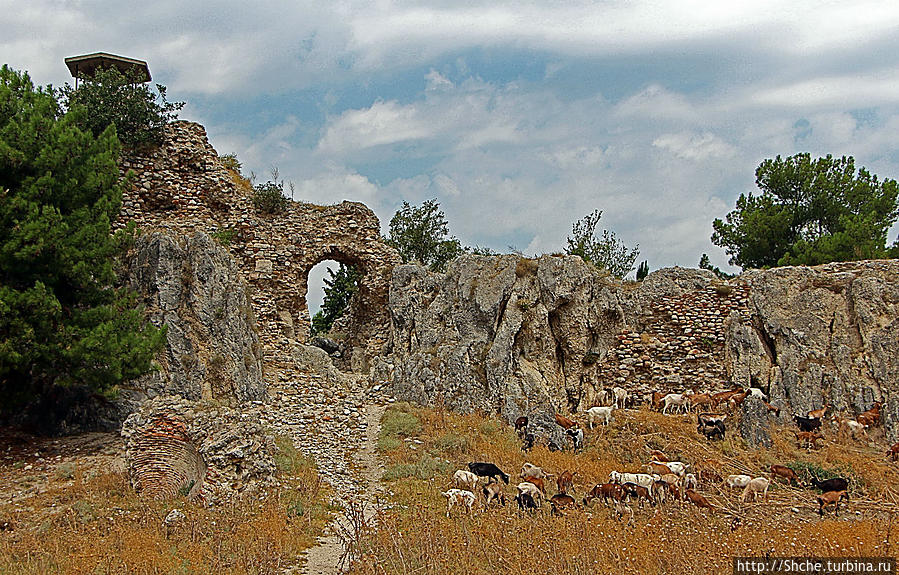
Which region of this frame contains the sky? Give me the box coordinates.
[5,1,899,310]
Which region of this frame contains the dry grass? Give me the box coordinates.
[350,404,899,574]
[0,435,332,575]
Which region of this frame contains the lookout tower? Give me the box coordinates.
[65,52,151,88]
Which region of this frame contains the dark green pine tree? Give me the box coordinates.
[0,65,165,417]
[310,263,362,336]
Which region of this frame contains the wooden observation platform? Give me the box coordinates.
[65,52,151,87]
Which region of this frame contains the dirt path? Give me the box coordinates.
[300,404,385,574]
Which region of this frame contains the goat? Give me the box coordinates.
[651,391,665,411]
[586,406,614,429]
[612,386,628,409]
[614,500,634,525]
[652,480,669,505]
[748,387,768,401]
[688,393,712,412]
[567,426,584,451]
[554,413,577,430]
[807,404,829,420]
[661,461,689,477]
[519,462,547,480]
[831,414,867,438]
[516,482,543,507]
[762,400,781,416]
[723,474,752,489]
[857,402,882,427]
[729,388,751,409]
[621,482,654,508]
[524,476,546,495]
[684,488,714,510]
[482,479,506,507]
[662,393,690,415]
[515,492,538,512]
[468,462,510,484]
[442,489,476,517]
[794,430,824,449]
[646,461,673,477]
[740,477,771,503]
[453,469,480,492]
[556,470,576,495]
[549,493,578,516]
[792,414,822,432]
[659,473,680,486]
[887,442,899,462]
[711,388,744,409]
[817,490,849,516]
[697,413,727,440]
[810,476,848,494]
[514,416,528,436]
[682,473,698,491]
[609,471,657,491]
[770,464,798,485]
[648,449,669,462]
[521,433,535,452]
[583,482,625,507]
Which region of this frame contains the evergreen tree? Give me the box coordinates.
[386,199,465,272]
[0,65,165,415]
[310,263,362,336]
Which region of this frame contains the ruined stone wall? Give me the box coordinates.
[120,121,401,372]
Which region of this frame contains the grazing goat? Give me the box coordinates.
[652,480,669,505]
[515,492,538,512]
[688,393,712,412]
[770,464,798,485]
[583,483,625,506]
[810,476,848,493]
[729,388,751,409]
[817,490,849,516]
[724,474,752,489]
[554,413,577,430]
[516,482,544,507]
[831,414,867,438]
[711,388,744,409]
[748,387,768,400]
[482,479,506,507]
[468,462,510,484]
[567,426,584,451]
[621,482,654,508]
[697,413,727,440]
[807,404,829,420]
[684,488,714,510]
[556,470,576,495]
[586,406,614,429]
[662,393,690,415]
[740,477,770,503]
[659,473,680,486]
[612,386,628,409]
[762,400,781,416]
[524,477,546,495]
[609,471,657,491]
[887,442,899,462]
[648,449,669,462]
[519,462,547,480]
[794,430,824,449]
[549,493,578,516]
[646,461,673,477]
[442,489,476,517]
[857,402,882,427]
[661,461,689,477]
[453,469,480,492]
[792,414,822,432]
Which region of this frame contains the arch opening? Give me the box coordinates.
[306,258,363,340]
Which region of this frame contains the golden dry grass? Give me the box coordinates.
[0,436,332,575]
[349,403,899,575]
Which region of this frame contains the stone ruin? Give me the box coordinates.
[117,120,899,500]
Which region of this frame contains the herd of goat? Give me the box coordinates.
[441,385,897,524]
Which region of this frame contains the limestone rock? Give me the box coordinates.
[124,230,265,406]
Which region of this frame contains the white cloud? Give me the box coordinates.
[653,132,736,161]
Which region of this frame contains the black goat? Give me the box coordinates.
[515,492,538,512]
[810,476,849,493]
[792,413,822,432]
[468,461,510,484]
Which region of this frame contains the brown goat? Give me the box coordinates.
[857,402,882,427]
[556,470,576,495]
[651,391,665,411]
[807,404,829,420]
[582,483,624,506]
[549,493,578,516]
[770,464,798,485]
[646,462,672,476]
[762,400,781,416]
[648,449,669,462]
[688,393,712,412]
[817,490,849,516]
[887,442,899,462]
[524,477,546,495]
[684,488,714,510]
[794,430,824,449]
[554,413,577,430]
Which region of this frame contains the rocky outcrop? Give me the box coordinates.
[122,397,275,503]
[124,230,265,406]
[725,260,899,441]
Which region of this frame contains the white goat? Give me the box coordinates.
[519,462,547,480]
[442,489,476,517]
[682,473,698,491]
[654,460,689,477]
[516,481,544,507]
[740,477,771,502]
[612,387,628,409]
[724,474,752,489]
[609,471,658,491]
[586,406,614,429]
[453,469,480,492]
[662,393,690,414]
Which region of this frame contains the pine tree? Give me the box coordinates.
[0,65,165,416]
[310,263,362,336]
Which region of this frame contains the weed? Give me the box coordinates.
[211,227,238,246]
[55,462,76,481]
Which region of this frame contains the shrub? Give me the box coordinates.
[383,453,450,481]
[432,432,471,456]
[381,404,423,438]
[220,153,242,173]
[211,227,238,246]
[252,181,290,214]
